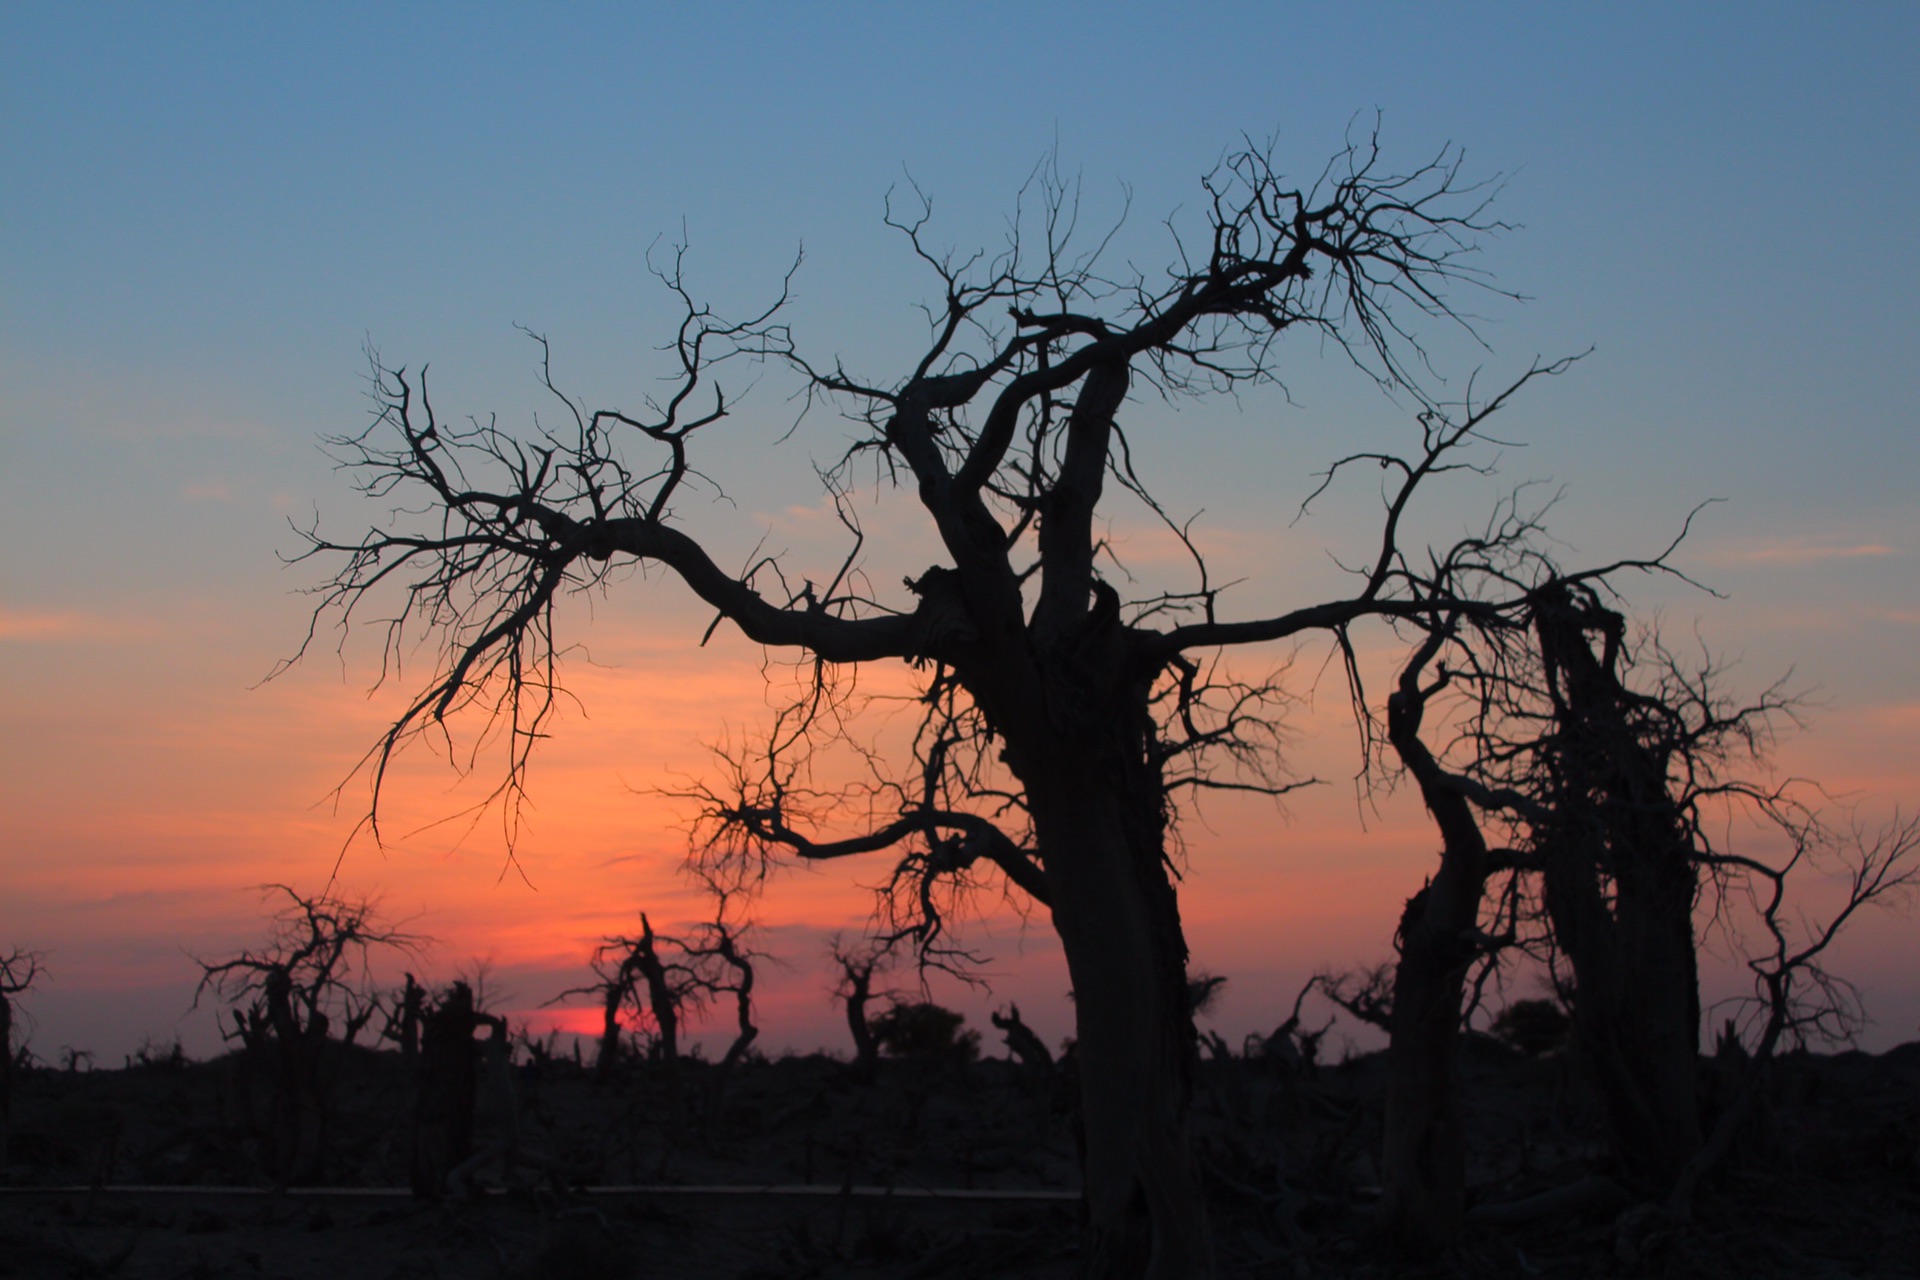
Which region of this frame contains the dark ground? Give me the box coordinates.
[3,1036,1916,1278]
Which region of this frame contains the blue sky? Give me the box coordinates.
[4,4,1917,1057]
[8,4,1917,562]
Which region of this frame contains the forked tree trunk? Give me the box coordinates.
[701,932,759,1126]
[1027,760,1211,1280]
[715,949,758,1074]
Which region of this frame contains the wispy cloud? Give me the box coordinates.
[0,607,163,644]
[1867,702,1920,729]
[1731,539,1902,566]
[0,608,90,641]
[181,480,238,503]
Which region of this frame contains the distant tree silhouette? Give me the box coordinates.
[1314,962,1396,1032]
[1185,972,1228,1020]
[1489,998,1569,1058]
[830,934,897,1081]
[870,1001,980,1063]
[1,948,44,1169]
[557,913,698,1078]
[990,1003,1053,1072]
[1246,974,1333,1074]
[410,979,506,1198]
[379,972,427,1069]
[295,128,1686,1274]
[683,889,761,1117]
[194,886,418,1182]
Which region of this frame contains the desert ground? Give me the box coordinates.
[3,1032,1917,1279]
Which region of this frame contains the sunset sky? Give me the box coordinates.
[4,4,1917,1064]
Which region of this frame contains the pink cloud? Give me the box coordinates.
[1735,540,1901,566]
[0,608,89,641]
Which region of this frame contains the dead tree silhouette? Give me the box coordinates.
[683,889,761,1120]
[1,948,44,1169]
[830,934,897,1081]
[991,1002,1055,1074]
[1666,810,1919,1217]
[1363,589,1541,1241]
[1359,572,1919,1230]
[556,913,698,1077]
[194,886,418,1183]
[378,972,427,1070]
[1313,962,1396,1033]
[1507,588,1919,1200]
[1526,584,1713,1192]
[410,979,502,1199]
[293,130,1672,1276]
[1359,532,1545,1247]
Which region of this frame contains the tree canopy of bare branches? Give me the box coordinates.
[194,886,419,1051]
[194,886,420,1182]
[293,130,1679,1277]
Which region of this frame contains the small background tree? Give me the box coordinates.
[1,949,44,1170]
[194,886,418,1182]
[870,1001,980,1064]
[558,913,699,1079]
[1489,999,1570,1058]
[830,934,898,1081]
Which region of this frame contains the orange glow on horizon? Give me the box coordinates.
[9,578,1919,1060]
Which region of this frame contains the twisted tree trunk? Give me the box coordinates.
[635,915,683,1064]
[841,957,880,1082]
[1379,646,1494,1246]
